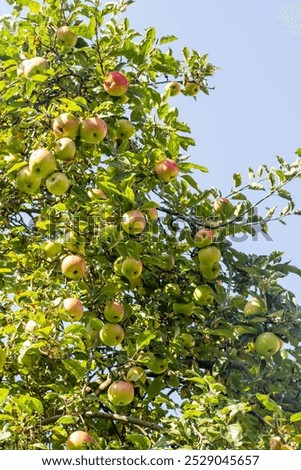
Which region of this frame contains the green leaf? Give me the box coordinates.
[124,186,135,203]
[141,27,156,57]
[136,331,156,350]
[290,412,301,423]
[5,161,28,175]
[147,377,164,400]
[256,393,282,416]
[168,134,180,157]
[159,35,178,45]
[63,359,86,380]
[0,389,9,404]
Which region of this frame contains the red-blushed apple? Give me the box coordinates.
[46,172,70,195]
[244,298,266,317]
[200,262,221,280]
[255,332,280,358]
[16,166,41,194]
[62,298,84,321]
[121,257,143,279]
[80,117,107,144]
[66,430,93,450]
[61,254,87,280]
[29,148,56,178]
[115,119,135,139]
[194,228,215,248]
[99,323,124,346]
[53,138,76,161]
[126,366,147,383]
[198,246,221,266]
[53,113,80,139]
[43,241,62,258]
[22,57,50,78]
[121,210,146,235]
[108,380,134,406]
[165,81,181,96]
[104,301,124,323]
[103,71,128,96]
[88,188,107,200]
[184,82,200,96]
[56,26,78,48]
[155,158,179,182]
[213,197,234,218]
[193,284,215,305]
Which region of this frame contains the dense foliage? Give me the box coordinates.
[0,0,301,450]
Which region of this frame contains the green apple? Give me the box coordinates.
[244,298,266,317]
[255,332,280,358]
[107,381,134,406]
[63,298,84,321]
[113,257,124,276]
[16,166,41,194]
[121,210,146,235]
[66,431,93,450]
[65,231,85,254]
[173,301,194,316]
[0,349,6,372]
[184,82,200,96]
[148,355,169,374]
[61,254,87,280]
[29,148,56,178]
[99,323,124,346]
[115,119,135,139]
[80,117,107,143]
[126,366,147,383]
[200,262,221,280]
[43,241,62,258]
[22,57,50,78]
[178,333,195,348]
[46,172,70,195]
[155,158,179,182]
[53,113,80,139]
[56,26,78,48]
[53,138,76,161]
[164,283,181,297]
[198,246,221,266]
[165,81,181,96]
[103,71,128,96]
[213,197,234,218]
[121,257,143,280]
[104,301,124,323]
[194,229,215,248]
[193,284,215,305]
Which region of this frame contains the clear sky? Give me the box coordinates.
[1,0,301,299]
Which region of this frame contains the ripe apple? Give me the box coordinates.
[80,117,107,144]
[194,229,215,248]
[104,301,124,323]
[88,188,107,199]
[53,113,80,139]
[65,231,85,254]
[43,241,62,258]
[53,138,76,161]
[99,323,124,346]
[63,298,84,321]
[184,82,200,96]
[148,355,169,374]
[113,257,124,276]
[29,148,56,178]
[46,172,70,195]
[244,298,266,317]
[22,57,50,78]
[200,262,221,280]
[121,257,143,279]
[61,254,87,280]
[173,301,194,316]
[66,430,93,450]
[56,26,78,48]
[155,158,179,182]
[108,381,134,406]
[198,246,221,266]
[16,166,41,194]
[165,81,181,96]
[121,210,146,235]
[255,332,280,358]
[214,197,234,218]
[115,119,135,140]
[193,284,215,305]
[103,71,128,96]
[126,366,147,383]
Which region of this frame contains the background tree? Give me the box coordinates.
[0,0,301,450]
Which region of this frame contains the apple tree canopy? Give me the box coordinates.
[0,0,301,450]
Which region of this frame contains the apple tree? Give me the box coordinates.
[0,0,301,450]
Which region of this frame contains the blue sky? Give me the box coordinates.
[1,0,301,298]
